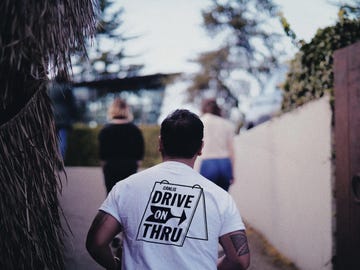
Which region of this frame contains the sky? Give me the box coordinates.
[115,0,340,123]
[119,0,339,75]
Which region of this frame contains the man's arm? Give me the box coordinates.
[218,230,250,270]
[86,210,122,270]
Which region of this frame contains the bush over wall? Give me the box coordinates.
[65,124,161,168]
[281,17,360,113]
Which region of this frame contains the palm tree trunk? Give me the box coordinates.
[0,1,97,269]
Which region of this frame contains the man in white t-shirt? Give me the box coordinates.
[86,109,250,270]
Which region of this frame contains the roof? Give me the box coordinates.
[72,73,181,96]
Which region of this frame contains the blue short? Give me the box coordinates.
[200,158,233,191]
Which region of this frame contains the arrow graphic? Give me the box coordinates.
[146,205,187,225]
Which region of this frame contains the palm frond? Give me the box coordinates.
[0,0,98,108]
[0,86,65,269]
[0,0,98,269]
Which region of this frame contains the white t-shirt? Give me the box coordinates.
[100,161,245,270]
[200,113,235,159]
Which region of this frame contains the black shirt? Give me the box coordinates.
[98,123,145,162]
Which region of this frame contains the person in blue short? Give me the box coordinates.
[199,98,236,191]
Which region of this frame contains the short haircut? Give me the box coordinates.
[160,109,203,158]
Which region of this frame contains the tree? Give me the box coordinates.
[280,5,360,113]
[0,0,96,269]
[187,0,285,110]
[187,47,239,109]
[337,0,360,19]
[72,0,143,81]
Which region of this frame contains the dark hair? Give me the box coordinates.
[160,109,203,158]
[201,98,221,116]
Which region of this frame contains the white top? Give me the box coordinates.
[200,113,235,159]
[100,161,245,270]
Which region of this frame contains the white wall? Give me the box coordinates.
[230,96,333,270]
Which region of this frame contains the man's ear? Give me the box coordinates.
[158,136,163,153]
[197,141,204,156]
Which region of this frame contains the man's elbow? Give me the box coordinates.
[86,233,103,257]
[230,256,250,270]
[231,257,250,270]
[239,257,250,270]
[86,234,96,255]
[218,254,250,270]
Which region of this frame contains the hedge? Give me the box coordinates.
[64,124,161,168]
[281,17,360,114]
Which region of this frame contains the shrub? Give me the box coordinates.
[65,124,101,166]
[281,18,360,113]
[140,125,162,168]
[64,124,161,168]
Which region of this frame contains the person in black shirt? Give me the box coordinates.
[98,98,145,193]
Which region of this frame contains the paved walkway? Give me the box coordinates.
[59,167,298,270]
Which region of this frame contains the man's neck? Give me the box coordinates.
[162,156,196,168]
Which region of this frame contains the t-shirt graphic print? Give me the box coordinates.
[137,180,208,246]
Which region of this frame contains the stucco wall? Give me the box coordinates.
[230,96,333,270]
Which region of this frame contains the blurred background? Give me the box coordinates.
[58,0,358,168]
[3,1,360,269]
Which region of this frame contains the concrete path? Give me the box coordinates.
[59,167,298,270]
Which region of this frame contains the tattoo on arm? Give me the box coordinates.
[230,231,250,256]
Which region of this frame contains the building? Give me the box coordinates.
[71,73,180,125]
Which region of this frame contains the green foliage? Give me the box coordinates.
[65,124,161,168]
[281,18,360,113]
[65,124,101,166]
[337,0,360,20]
[282,19,360,111]
[279,12,305,48]
[140,125,162,168]
[280,3,360,113]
